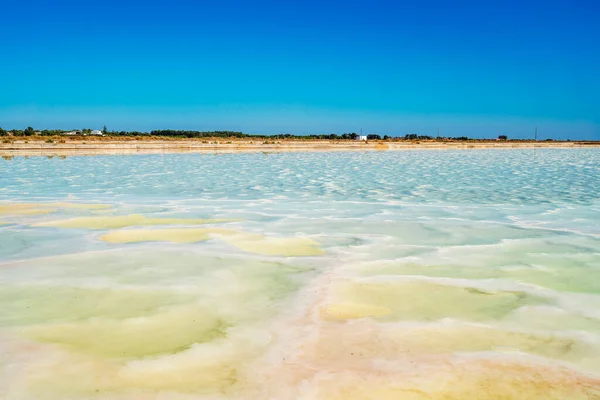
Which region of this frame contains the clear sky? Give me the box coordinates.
[1,0,599,139]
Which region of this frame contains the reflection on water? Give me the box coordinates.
[1,149,600,399]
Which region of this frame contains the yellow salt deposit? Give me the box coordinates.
[47,202,112,210]
[100,227,324,256]
[304,320,600,373]
[24,331,265,397]
[25,305,227,358]
[323,281,547,322]
[321,303,392,320]
[34,214,231,229]
[221,234,325,256]
[0,202,111,217]
[0,204,56,216]
[305,360,600,400]
[357,262,600,294]
[101,227,234,243]
[0,285,194,326]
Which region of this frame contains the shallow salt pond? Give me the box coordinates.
[1,149,600,399]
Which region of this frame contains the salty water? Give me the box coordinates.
[1,149,600,399]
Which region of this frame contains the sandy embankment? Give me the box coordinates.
[0,139,598,157]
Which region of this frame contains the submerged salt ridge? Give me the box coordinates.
[1,149,600,399]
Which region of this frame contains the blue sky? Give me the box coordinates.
[1,0,599,139]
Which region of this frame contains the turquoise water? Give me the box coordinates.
[1,149,600,399]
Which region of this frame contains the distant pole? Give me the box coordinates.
[437,127,440,138]
[535,125,538,141]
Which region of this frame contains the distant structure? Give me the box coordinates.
[356,127,367,141]
[62,131,78,136]
[90,130,104,136]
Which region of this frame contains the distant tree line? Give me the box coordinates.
[148,130,246,138]
[0,127,78,136]
[260,133,360,140]
[1,126,507,141]
[403,134,469,141]
[0,127,472,140]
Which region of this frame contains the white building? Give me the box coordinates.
[90,130,104,136]
[62,131,78,136]
[356,135,367,141]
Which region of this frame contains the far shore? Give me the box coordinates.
[1,138,599,157]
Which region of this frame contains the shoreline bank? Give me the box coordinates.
[1,139,599,157]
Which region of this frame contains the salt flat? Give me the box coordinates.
[1,149,599,399]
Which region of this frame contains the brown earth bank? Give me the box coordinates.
[1,138,599,157]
